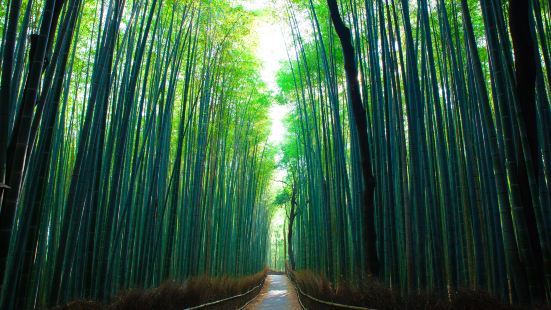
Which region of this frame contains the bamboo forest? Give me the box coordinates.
[0,0,550,309]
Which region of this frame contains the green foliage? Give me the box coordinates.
[0,0,276,308]
[278,0,551,305]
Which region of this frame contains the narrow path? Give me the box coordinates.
[246,275,301,310]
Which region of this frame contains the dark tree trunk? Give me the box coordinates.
[17,2,77,307]
[509,0,545,302]
[327,0,379,277]
[510,0,538,166]
[0,0,23,206]
[25,0,66,162]
[0,0,58,304]
[287,179,297,271]
[6,0,63,176]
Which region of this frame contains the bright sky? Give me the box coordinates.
[234,0,293,191]
[256,17,290,145]
[236,0,290,146]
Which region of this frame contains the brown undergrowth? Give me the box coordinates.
[289,269,548,310]
[49,268,267,310]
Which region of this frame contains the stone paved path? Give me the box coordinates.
[246,275,301,310]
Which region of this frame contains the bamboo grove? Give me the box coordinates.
[276,0,551,305]
[0,0,276,308]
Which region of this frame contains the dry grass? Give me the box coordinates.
[50,269,267,310]
[291,270,401,309]
[289,269,540,310]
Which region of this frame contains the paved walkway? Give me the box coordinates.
[246,275,301,310]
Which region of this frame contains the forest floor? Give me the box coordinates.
[246,275,301,310]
